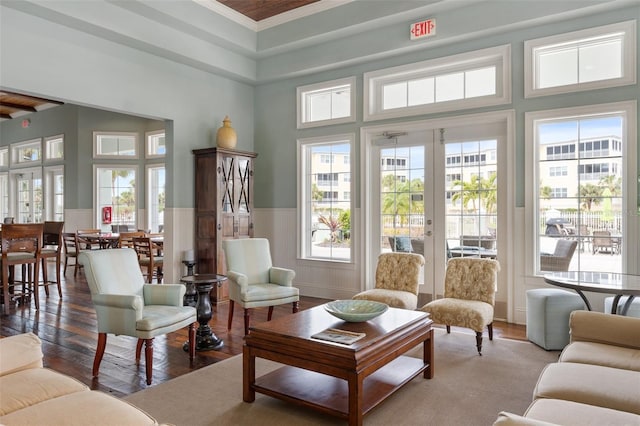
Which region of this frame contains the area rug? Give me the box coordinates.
[124,329,559,425]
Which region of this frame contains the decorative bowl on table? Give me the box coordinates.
[324,300,388,322]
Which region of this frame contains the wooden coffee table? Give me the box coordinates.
[243,305,433,426]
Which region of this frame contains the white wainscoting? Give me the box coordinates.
[254,208,361,301]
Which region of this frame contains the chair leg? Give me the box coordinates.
[227,300,235,330]
[55,256,62,298]
[135,338,144,362]
[267,306,274,321]
[446,325,451,334]
[292,301,299,313]
[243,308,251,335]
[487,322,493,341]
[32,261,40,311]
[475,331,483,356]
[188,323,196,361]
[42,259,50,297]
[93,333,107,377]
[144,338,154,385]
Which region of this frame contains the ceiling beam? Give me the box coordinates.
[0,101,38,112]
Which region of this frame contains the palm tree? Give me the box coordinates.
[599,175,621,196]
[451,176,483,212]
[381,177,424,227]
[578,183,603,211]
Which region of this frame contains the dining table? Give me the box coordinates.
[81,232,121,249]
[543,271,640,315]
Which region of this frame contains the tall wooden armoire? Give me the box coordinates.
[193,147,257,303]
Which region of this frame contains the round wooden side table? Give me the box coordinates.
[180,274,226,351]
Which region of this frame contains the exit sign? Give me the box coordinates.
[410,18,436,40]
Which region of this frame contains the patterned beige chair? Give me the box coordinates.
[420,257,500,355]
[353,252,425,310]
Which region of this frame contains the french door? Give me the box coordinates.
[365,116,508,301]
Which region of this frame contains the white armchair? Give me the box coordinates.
[79,248,196,385]
[223,238,299,335]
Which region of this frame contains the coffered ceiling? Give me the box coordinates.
[216,0,319,21]
[0,91,63,121]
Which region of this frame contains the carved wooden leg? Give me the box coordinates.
[488,323,494,341]
[144,338,154,385]
[267,306,274,321]
[292,301,299,313]
[446,325,451,334]
[475,332,483,356]
[243,308,251,335]
[188,323,196,361]
[227,300,235,330]
[135,338,144,363]
[93,333,107,377]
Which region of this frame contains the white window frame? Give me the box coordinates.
[10,139,42,168]
[93,131,138,159]
[524,20,636,98]
[364,45,511,121]
[524,100,638,276]
[297,77,356,129]
[0,172,8,220]
[0,148,9,169]
[44,165,64,221]
[146,130,166,159]
[94,165,138,231]
[146,164,165,233]
[44,134,64,161]
[297,133,355,262]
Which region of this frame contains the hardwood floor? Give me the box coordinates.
[0,262,526,398]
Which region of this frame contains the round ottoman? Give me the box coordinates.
[526,288,585,350]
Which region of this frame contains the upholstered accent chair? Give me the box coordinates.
[79,248,196,385]
[540,239,578,271]
[353,252,425,310]
[420,257,500,355]
[222,238,299,335]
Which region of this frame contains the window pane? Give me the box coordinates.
[538,47,577,88]
[435,72,464,102]
[302,138,352,261]
[331,87,351,118]
[536,115,623,273]
[383,82,407,109]
[408,77,434,106]
[579,39,622,83]
[308,91,331,121]
[96,133,137,157]
[97,167,136,231]
[465,67,496,98]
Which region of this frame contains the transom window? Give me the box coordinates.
[297,77,356,129]
[11,139,42,166]
[94,132,138,158]
[45,135,64,160]
[525,20,636,98]
[146,130,165,158]
[364,45,511,121]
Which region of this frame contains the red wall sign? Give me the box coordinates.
[410,18,436,40]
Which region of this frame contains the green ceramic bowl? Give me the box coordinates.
[324,300,388,322]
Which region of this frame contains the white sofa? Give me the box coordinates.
[0,332,161,425]
[494,311,640,425]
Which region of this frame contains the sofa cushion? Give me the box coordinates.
[0,390,158,425]
[353,289,418,310]
[493,411,559,425]
[524,398,640,426]
[0,368,88,415]
[0,333,43,377]
[560,341,640,371]
[534,362,640,415]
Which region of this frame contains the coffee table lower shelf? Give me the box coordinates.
[252,355,428,420]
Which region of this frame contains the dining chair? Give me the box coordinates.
[1,223,44,314]
[76,230,101,251]
[132,236,163,283]
[420,257,500,355]
[78,248,196,385]
[40,221,64,298]
[118,231,145,248]
[353,252,424,310]
[62,232,81,276]
[592,230,615,255]
[222,238,299,335]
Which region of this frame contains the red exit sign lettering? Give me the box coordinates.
[410,18,436,40]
